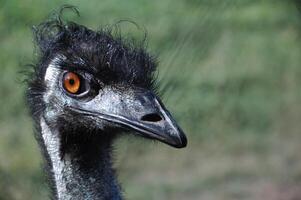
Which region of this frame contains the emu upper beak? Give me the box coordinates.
[70,88,187,148]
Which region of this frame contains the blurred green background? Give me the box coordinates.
[1,0,301,199]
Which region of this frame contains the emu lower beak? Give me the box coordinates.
[71,88,187,148]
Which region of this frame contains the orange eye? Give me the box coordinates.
[63,72,81,94]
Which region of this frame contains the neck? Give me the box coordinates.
[39,117,122,200]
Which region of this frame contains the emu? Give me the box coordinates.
[26,12,187,200]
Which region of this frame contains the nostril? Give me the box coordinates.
[141,113,163,122]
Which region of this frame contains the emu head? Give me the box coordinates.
[27,20,187,149]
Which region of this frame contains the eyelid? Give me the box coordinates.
[58,60,97,75]
[63,70,92,82]
[53,59,97,82]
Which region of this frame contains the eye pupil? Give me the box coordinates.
[69,79,75,85]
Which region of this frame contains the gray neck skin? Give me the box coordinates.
[40,118,122,200]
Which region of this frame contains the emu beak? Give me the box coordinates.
[119,90,187,148]
[71,88,187,148]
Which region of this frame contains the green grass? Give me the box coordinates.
[0,0,301,199]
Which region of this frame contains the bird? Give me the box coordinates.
[26,8,187,200]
